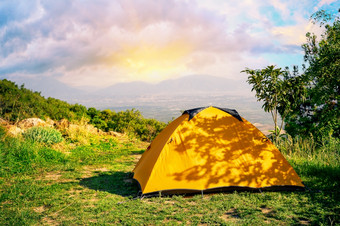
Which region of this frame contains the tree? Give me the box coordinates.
[242,65,306,143]
[284,9,340,139]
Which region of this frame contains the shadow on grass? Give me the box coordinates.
[130,149,145,155]
[79,171,139,197]
[293,161,340,224]
[294,160,340,191]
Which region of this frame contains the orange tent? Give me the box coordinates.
[133,106,304,195]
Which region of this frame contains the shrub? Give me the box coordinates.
[0,136,69,176]
[0,125,6,139]
[23,127,63,145]
[63,123,99,145]
[38,147,68,164]
[99,109,167,141]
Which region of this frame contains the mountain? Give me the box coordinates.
[8,75,273,132]
[12,76,88,101]
[12,74,252,101]
[96,75,252,97]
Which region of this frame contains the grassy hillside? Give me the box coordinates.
[0,122,339,225]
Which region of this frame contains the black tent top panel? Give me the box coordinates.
[182,106,243,121]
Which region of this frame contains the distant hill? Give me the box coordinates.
[13,74,252,101]
[5,76,274,133]
[12,76,88,100]
[0,79,87,122]
[97,74,252,97]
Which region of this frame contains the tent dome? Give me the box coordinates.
[133,106,304,195]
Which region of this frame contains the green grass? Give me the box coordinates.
[0,126,339,225]
[23,127,64,145]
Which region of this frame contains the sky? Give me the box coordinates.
[0,0,339,89]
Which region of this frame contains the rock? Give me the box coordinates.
[7,125,23,136]
[68,124,80,132]
[85,124,98,134]
[0,118,8,126]
[98,129,105,135]
[17,118,47,129]
[45,118,55,127]
[108,131,123,137]
[55,119,70,130]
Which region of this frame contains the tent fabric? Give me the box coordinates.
[133,106,304,195]
[182,106,243,121]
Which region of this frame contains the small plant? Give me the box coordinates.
[0,135,69,176]
[23,127,63,145]
[0,125,6,139]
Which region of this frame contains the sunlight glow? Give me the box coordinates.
[114,41,192,81]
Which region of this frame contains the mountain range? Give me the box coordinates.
[13,74,273,132]
[14,74,253,103]
[95,74,252,97]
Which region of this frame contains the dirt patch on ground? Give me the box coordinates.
[44,172,62,180]
[34,206,47,213]
[80,166,110,178]
[220,208,240,222]
[36,171,75,184]
[83,197,100,208]
[142,199,155,204]
[261,207,273,214]
[136,141,149,149]
[36,171,60,181]
[42,216,60,226]
[133,154,142,163]
[162,218,182,224]
[298,218,311,225]
[186,201,197,206]
[194,213,204,218]
[92,167,110,173]
[164,200,176,205]
[68,188,85,197]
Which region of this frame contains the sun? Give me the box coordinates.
[115,41,192,81]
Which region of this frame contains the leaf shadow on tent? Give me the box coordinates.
[79,171,139,197]
[169,114,301,190]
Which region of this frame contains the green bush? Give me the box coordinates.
[0,136,68,176]
[38,147,68,164]
[0,126,6,139]
[70,146,96,164]
[90,108,167,141]
[23,127,63,145]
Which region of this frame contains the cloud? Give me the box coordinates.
[0,0,329,87]
[0,0,42,27]
[317,0,339,7]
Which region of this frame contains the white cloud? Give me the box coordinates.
[0,0,327,87]
[317,0,339,7]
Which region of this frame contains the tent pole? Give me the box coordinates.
[259,188,264,196]
[201,190,204,198]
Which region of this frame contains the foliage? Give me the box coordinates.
[284,9,340,139]
[88,108,166,142]
[0,79,87,122]
[0,123,142,177]
[0,129,68,176]
[60,120,100,145]
[277,135,339,193]
[23,127,64,145]
[242,65,306,142]
[0,79,166,141]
